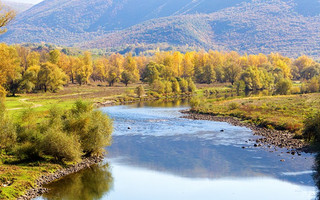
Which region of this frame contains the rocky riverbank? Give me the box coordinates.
[182,111,310,153]
[17,155,104,200]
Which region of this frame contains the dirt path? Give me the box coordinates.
[7,99,43,111]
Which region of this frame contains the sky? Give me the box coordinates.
[5,0,43,4]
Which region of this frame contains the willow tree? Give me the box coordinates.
[0,2,16,34]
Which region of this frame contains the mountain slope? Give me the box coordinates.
[0,0,249,45]
[1,0,320,57]
[83,0,320,57]
[3,1,33,13]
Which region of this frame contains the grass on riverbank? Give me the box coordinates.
[0,154,61,200]
[191,93,320,134]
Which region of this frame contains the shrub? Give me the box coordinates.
[179,78,188,93]
[303,112,320,144]
[228,102,239,110]
[163,80,172,94]
[41,128,82,162]
[190,97,200,108]
[276,78,292,95]
[135,85,145,98]
[65,100,113,156]
[171,79,181,93]
[14,141,41,160]
[151,80,165,94]
[187,78,197,93]
[0,103,16,152]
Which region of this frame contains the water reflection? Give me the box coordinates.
[135,98,190,108]
[40,164,113,200]
[108,135,314,186]
[314,153,320,200]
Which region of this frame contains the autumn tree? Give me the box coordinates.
[135,85,145,98]
[224,62,242,85]
[123,53,140,82]
[121,70,133,86]
[76,52,93,85]
[0,44,20,97]
[38,62,67,92]
[0,2,15,34]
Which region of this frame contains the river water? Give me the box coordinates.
[36,101,318,200]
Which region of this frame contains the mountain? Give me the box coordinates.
[3,1,33,13]
[1,0,320,57]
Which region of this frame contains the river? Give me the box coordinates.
[35,101,317,200]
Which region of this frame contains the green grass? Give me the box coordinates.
[0,154,61,200]
[192,93,320,134]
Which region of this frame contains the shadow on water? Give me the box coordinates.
[40,164,113,200]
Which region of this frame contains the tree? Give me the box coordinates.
[142,62,160,84]
[0,44,20,97]
[0,2,16,34]
[224,63,242,85]
[301,64,320,80]
[307,77,320,93]
[275,78,292,95]
[135,85,145,98]
[123,53,140,82]
[49,49,61,65]
[38,62,67,92]
[76,52,93,85]
[121,70,133,86]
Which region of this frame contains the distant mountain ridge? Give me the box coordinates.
[3,1,33,13]
[1,0,320,57]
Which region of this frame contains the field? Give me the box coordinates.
[192,93,320,134]
[4,83,143,119]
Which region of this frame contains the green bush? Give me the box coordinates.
[190,97,200,108]
[179,78,188,93]
[14,141,41,160]
[64,100,113,156]
[135,85,145,98]
[4,100,113,162]
[187,78,197,93]
[0,103,16,152]
[228,102,239,110]
[303,111,320,144]
[41,128,82,162]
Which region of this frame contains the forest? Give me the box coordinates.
[0,44,320,98]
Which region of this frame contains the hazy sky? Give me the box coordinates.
[5,0,43,4]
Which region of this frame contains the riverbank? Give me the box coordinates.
[17,155,104,200]
[182,111,309,153]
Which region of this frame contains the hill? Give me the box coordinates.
[1,0,320,57]
[3,1,33,13]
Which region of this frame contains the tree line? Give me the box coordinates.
[0,44,320,97]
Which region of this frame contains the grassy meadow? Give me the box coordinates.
[191,92,320,134]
